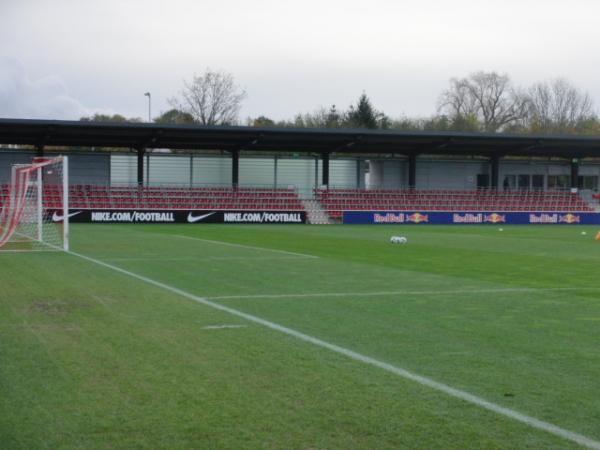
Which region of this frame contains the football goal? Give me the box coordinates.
[0,156,69,252]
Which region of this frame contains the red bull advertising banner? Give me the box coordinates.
[342,211,600,225]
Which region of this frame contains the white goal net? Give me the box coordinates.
[0,156,69,251]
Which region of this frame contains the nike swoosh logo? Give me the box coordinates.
[52,211,82,222]
[187,211,216,223]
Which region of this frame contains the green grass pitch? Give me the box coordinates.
[1,224,600,449]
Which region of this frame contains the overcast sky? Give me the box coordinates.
[1,0,600,122]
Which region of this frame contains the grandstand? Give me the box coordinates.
[0,119,599,225]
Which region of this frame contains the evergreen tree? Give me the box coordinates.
[345,93,379,129]
[325,105,341,128]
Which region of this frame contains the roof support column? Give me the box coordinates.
[490,155,500,190]
[571,158,579,190]
[408,154,417,188]
[232,149,239,187]
[321,152,330,187]
[136,147,145,186]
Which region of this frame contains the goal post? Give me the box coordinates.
[62,155,69,251]
[0,156,69,251]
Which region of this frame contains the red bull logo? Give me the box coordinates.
[529,213,558,223]
[453,213,483,223]
[374,213,405,223]
[406,212,429,223]
[483,213,506,223]
[559,213,580,224]
[484,213,506,223]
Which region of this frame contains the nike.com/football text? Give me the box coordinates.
[91,212,175,223]
[223,212,302,223]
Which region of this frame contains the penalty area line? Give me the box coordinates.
[105,255,310,262]
[141,231,319,259]
[66,248,600,450]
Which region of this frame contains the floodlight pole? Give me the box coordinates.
[144,92,151,122]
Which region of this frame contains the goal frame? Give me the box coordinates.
[0,155,69,251]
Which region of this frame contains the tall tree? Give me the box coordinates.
[345,93,386,129]
[249,115,276,127]
[526,78,595,133]
[170,69,246,125]
[438,71,528,132]
[154,109,195,125]
[80,113,142,123]
[290,107,333,128]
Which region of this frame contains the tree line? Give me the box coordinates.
[81,69,600,135]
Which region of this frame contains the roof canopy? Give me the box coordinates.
[1,118,600,158]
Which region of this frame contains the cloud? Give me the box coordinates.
[0,57,91,120]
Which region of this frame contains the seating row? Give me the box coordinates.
[315,188,595,215]
[0,184,304,211]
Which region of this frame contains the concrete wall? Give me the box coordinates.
[367,158,600,190]
[0,151,34,183]
[369,158,486,189]
[192,156,232,185]
[110,154,137,185]
[240,157,275,186]
[276,158,317,196]
[0,151,109,185]
[68,154,110,185]
[417,159,487,189]
[107,154,360,196]
[330,159,362,188]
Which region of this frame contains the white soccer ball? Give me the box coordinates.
[390,235,407,244]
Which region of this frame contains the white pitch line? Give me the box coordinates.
[0,249,60,253]
[209,286,600,301]
[105,255,308,262]
[202,324,248,330]
[142,231,319,259]
[65,249,600,450]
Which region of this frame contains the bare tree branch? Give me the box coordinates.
[527,79,595,133]
[438,71,528,132]
[169,69,246,125]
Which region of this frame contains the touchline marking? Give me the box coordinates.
[209,286,600,300]
[147,231,319,259]
[66,249,600,449]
